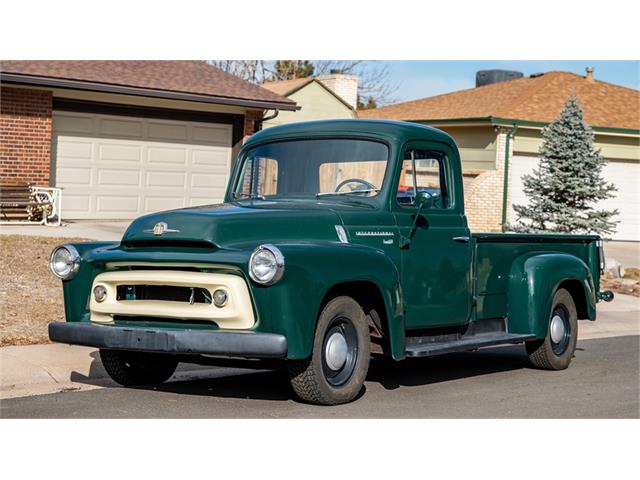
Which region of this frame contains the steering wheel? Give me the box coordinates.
[334,178,377,192]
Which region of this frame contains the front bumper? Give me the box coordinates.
[48,322,287,358]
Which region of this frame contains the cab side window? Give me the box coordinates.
[397,149,448,208]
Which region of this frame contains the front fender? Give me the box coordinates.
[60,242,120,323]
[58,241,405,361]
[507,252,596,338]
[252,242,403,360]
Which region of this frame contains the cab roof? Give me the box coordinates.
[245,118,455,147]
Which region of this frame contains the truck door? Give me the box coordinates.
[393,142,472,329]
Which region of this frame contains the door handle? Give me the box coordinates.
[452,236,470,243]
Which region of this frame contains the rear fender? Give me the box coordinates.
[507,252,596,338]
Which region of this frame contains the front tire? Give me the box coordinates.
[100,349,179,387]
[526,288,578,370]
[288,296,370,405]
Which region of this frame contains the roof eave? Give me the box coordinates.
[1,73,300,111]
[408,116,640,136]
[404,117,494,127]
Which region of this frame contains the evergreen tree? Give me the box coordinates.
[357,95,378,110]
[272,60,314,80]
[510,96,618,236]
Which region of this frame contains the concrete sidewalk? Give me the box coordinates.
[1,294,638,400]
[0,220,129,241]
[579,293,640,339]
[0,344,222,399]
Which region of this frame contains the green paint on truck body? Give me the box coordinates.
[57,119,605,361]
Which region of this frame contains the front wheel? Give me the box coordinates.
[100,349,179,387]
[526,288,578,370]
[288,296,370,405]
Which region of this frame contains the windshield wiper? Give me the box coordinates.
[316,189,380,198]
[233,192,266,200]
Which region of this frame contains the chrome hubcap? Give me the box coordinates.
[550,315,566,344]
[325,331,348,371]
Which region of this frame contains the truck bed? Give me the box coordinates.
[472,233,601,321]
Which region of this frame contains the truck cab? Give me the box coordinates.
[48,119,612,405]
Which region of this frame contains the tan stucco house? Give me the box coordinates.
[261,73,356,128]
[0,61,297,219]
[359,69,640,241]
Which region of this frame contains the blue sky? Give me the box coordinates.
[385,61,640,103]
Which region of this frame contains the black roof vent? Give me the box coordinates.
[476,69,524,87]
[530,72,545,78]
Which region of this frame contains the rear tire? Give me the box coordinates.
[526,288,578,370]
[288,296,370,405]
[100,349,178,387]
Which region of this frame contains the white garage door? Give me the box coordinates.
[510,154,640,241]
[53,111,232,219]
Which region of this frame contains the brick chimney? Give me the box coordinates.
[585,66,595,82]
[317,71,359,110]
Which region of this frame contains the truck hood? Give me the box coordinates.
[121,201,348,249]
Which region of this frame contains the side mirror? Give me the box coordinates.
[415,191,434,210]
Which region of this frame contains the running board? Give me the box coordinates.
[405,333,536,358]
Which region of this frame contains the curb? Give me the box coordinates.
[0,343,221,400]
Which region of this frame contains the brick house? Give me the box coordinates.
[359,70,640,241]
[0,61,296,219]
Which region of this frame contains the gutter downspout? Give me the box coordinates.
[262,109,280,123]
[501,123,519,232]
[253,109,280,133]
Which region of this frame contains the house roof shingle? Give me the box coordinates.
[358,71,640,131]
[262,77,314,96]
[0,60,297,110]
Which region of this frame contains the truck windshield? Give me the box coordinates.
[232,139,389,200]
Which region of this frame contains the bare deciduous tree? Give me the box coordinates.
[206,60,270,84]
[207,60,398,108]
[314,60,399,108]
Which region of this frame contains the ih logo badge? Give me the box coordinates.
[144,222,180,236]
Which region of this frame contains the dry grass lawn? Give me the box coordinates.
[0,235,92,346]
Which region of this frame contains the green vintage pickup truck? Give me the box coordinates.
[49,119,614,405]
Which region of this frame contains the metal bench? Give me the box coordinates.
[0,184,62,226]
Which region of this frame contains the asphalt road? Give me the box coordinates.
[2,335,638,419]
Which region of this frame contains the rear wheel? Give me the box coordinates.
[526,288,578,370]
[288,296,370,405]
[100,349,178,387]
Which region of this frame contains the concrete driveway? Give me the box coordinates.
[604,241,639,269]
[0,220,129,241]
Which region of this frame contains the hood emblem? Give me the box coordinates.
[144,222,180,236]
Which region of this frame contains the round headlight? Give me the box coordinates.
[49,245,81,280]
[249,244,284,285]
